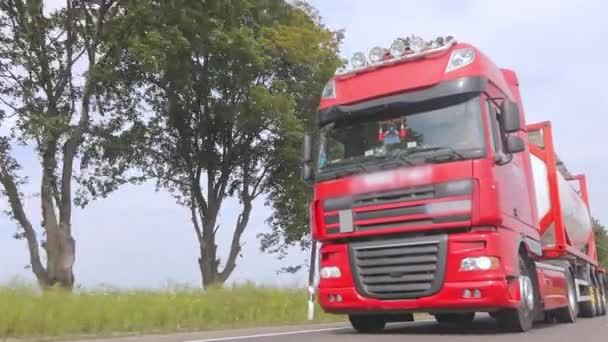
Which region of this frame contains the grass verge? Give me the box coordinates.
[0,284,342,340]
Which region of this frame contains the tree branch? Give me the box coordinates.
[0,162,48,283]
[190,193,203,245]
[251,165,268,198]
[59,77,93,229]
[41,138,59,231]
[218,197,252,283]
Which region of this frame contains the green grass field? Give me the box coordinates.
[0,284,342,340]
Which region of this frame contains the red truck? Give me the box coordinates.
[301,35,606,332]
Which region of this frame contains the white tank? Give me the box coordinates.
[531,154,592,250]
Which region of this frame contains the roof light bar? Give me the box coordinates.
[338,35,457,77]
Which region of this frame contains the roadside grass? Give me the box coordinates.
[0,283,342,340]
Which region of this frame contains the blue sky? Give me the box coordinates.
[1,0,607,288]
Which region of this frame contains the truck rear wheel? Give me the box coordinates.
[555,270,578,323]
[596,273,606,316]
[580,273,599,317]
[592,274,603,316]
[433,313,475,325]
[495,255,536,332]
[348,315,386,333]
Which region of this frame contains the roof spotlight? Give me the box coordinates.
[409,35,426,53]
[369,46,387,63]
[351,52,367,69]
[390,38,408,57]
[435,37,445,47]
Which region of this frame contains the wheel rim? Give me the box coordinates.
[520,275,534,311]
[568,277,577,313]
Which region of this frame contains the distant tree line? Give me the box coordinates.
[593,218,608,268]
[0,0,342,289]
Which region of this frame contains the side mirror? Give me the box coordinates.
[302,164,313,182]
[505,135,525,154]
[501,100,522,133]
[303,134,312,163]
[301,134,313,183]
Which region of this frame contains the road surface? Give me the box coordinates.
[75,315,607,342]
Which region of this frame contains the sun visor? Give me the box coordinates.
[318,76,487,126]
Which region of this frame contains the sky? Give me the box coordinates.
[1,0,608,289]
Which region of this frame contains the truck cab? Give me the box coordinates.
[302,35,606,332]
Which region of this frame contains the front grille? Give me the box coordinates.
[349,235,447,299]
[352,186,435,208]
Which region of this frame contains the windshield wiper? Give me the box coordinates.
[406,146,466,163]
[318,164,369,180]
[370,151,415,169]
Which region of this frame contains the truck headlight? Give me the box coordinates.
[460,256,500,271]
[320,266,342,279]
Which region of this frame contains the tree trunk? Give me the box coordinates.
[196,201,220,288]
[42,227,75,289]
[195,200,254,288]
[199,229,220,288]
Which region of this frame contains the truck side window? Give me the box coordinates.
[486,101,505,154]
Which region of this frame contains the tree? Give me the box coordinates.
[0,0,136,289]
[96,0,341,287]
[593,218,608,268]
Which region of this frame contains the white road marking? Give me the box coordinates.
[182,326,349,342]
[183,319,436,342]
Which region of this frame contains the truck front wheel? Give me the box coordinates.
[495,255,536,332]
[433,313,475,325]
[348,315,386,333]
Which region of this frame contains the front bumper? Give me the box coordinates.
[320,278,520,314]
[318,229,523,314]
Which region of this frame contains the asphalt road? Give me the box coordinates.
[74,314,608,342]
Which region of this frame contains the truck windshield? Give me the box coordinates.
[317,96,485,172]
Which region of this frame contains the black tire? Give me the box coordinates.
[495,254,536,332]
[579,274,597,318]
[592,274,603,316]
[555,270,578,323]
[348,315,386,333]
[597,273,607,316]
[434,313,475,325]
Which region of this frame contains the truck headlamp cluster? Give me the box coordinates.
[460,256,500,271]
[342,35,457,75]
[320,266,342,279]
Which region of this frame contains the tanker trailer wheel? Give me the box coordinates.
[597,273,607,316]
[495,254,536,332]
[579,271,599,317]
[592,273,603,316]
[348,314,386,333]
[555,270,578,323]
